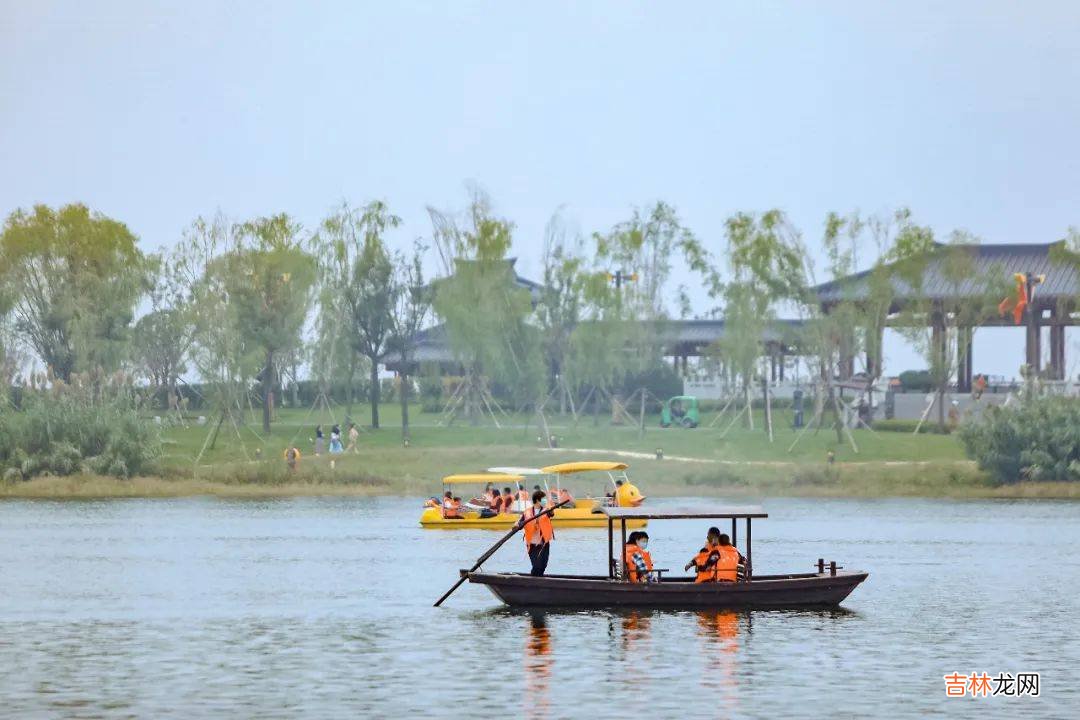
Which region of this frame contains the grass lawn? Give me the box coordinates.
[159,402,966,470]
[11,401,1069,499]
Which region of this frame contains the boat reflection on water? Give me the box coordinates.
[525,613,552,720]
[697,611,744,713]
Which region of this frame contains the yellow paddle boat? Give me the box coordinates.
[418,462,647,529]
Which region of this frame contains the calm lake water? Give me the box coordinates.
[1,495,1077,719]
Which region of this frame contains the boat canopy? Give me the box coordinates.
[540,461,629,474]
[601,505,768,520]
[486,466,545,475]
[442,473,526,484]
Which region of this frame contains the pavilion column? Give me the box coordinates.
[1049,309,1065,380]
[778,351,785,382]
[1025,308,1042,374]
[931,307,947,379]
[770,351,778,382]
[956,326,973,393]
[865,324,884,380]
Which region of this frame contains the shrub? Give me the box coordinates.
[0,371,161,480]
[898,370,934,393]
[958,398,1080,483]
[873,419,953,435]
[419,375,443,413]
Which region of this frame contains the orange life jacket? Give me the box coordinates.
[693,544,741,582]
[624,543,653,583]
[522,506,554,546]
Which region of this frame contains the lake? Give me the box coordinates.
[0,496,1077,718]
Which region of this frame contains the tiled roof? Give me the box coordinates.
[813,242,1080,305]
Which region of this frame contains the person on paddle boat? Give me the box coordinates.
[518,490,554,576]
[476,488,500,519]
[514,484,530,513]
[424,497,440,509]
[556,486,574,506]
[442,491,463,520]
[685,528,743,582]
[624,531,654,583]
[614,479,644,508]
[501,487,515,513]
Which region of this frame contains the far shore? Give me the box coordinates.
[3,464,1078,500]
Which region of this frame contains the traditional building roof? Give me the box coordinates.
[813,242,1080,306]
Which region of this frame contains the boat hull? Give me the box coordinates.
[467,571,868,608]
[420,506,647,529]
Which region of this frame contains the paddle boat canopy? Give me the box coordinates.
[419,461,647,529]
[463,503,868,608]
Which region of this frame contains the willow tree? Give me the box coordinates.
[311,201,402,428]
[429,189,542,425]
[0,203,148,380]
[386,240,431,441]
[721,210,807,440]
[133,254,195,410]
[538,210,588,415]
[230,215,316,433]
[175,214,258,454]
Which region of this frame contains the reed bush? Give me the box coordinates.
[959,397,1080,483]
[0,370,161,480]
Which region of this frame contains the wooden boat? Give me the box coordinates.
[463,505,868,608]
[419,463,647,529]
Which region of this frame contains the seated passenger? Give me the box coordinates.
[442,491,462,519]
[501,487,515,513]
[424,497,440,508]
[685,527,743,582]
[624,531,654,583]
[556,487,574,506]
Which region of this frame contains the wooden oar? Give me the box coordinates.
[433,499,571,607]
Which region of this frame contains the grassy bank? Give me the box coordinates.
[3,403,1076,500]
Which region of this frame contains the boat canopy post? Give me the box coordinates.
[620,519,627,581]
[731,518,737,547]
[746,517,753,581]
[607,518,614,578]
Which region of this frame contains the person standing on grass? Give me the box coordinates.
[314,425,324,456]
[346,422,360,453]
[329,424,343,454]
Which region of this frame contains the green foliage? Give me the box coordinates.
[898,370,934,392]
[418,374,443,413]
[430,191,544,410]
[0,203,149,379]
[229,214,316,430]
[0,371,160,480]
[619,364,682,405]
[959,398,1080,483]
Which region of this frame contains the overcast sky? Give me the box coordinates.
[3,1,1078,379]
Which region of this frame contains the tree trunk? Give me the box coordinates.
[370,359,380,429]
[937,382,947,430]
[345,353,356,422]
[829,386,843,444]
[400,371,410,441]
[291,358,299,408]
[263,349,273,433]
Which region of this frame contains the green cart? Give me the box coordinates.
[660,395,699,428]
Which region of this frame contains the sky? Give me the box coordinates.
[2,1,1079,379]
